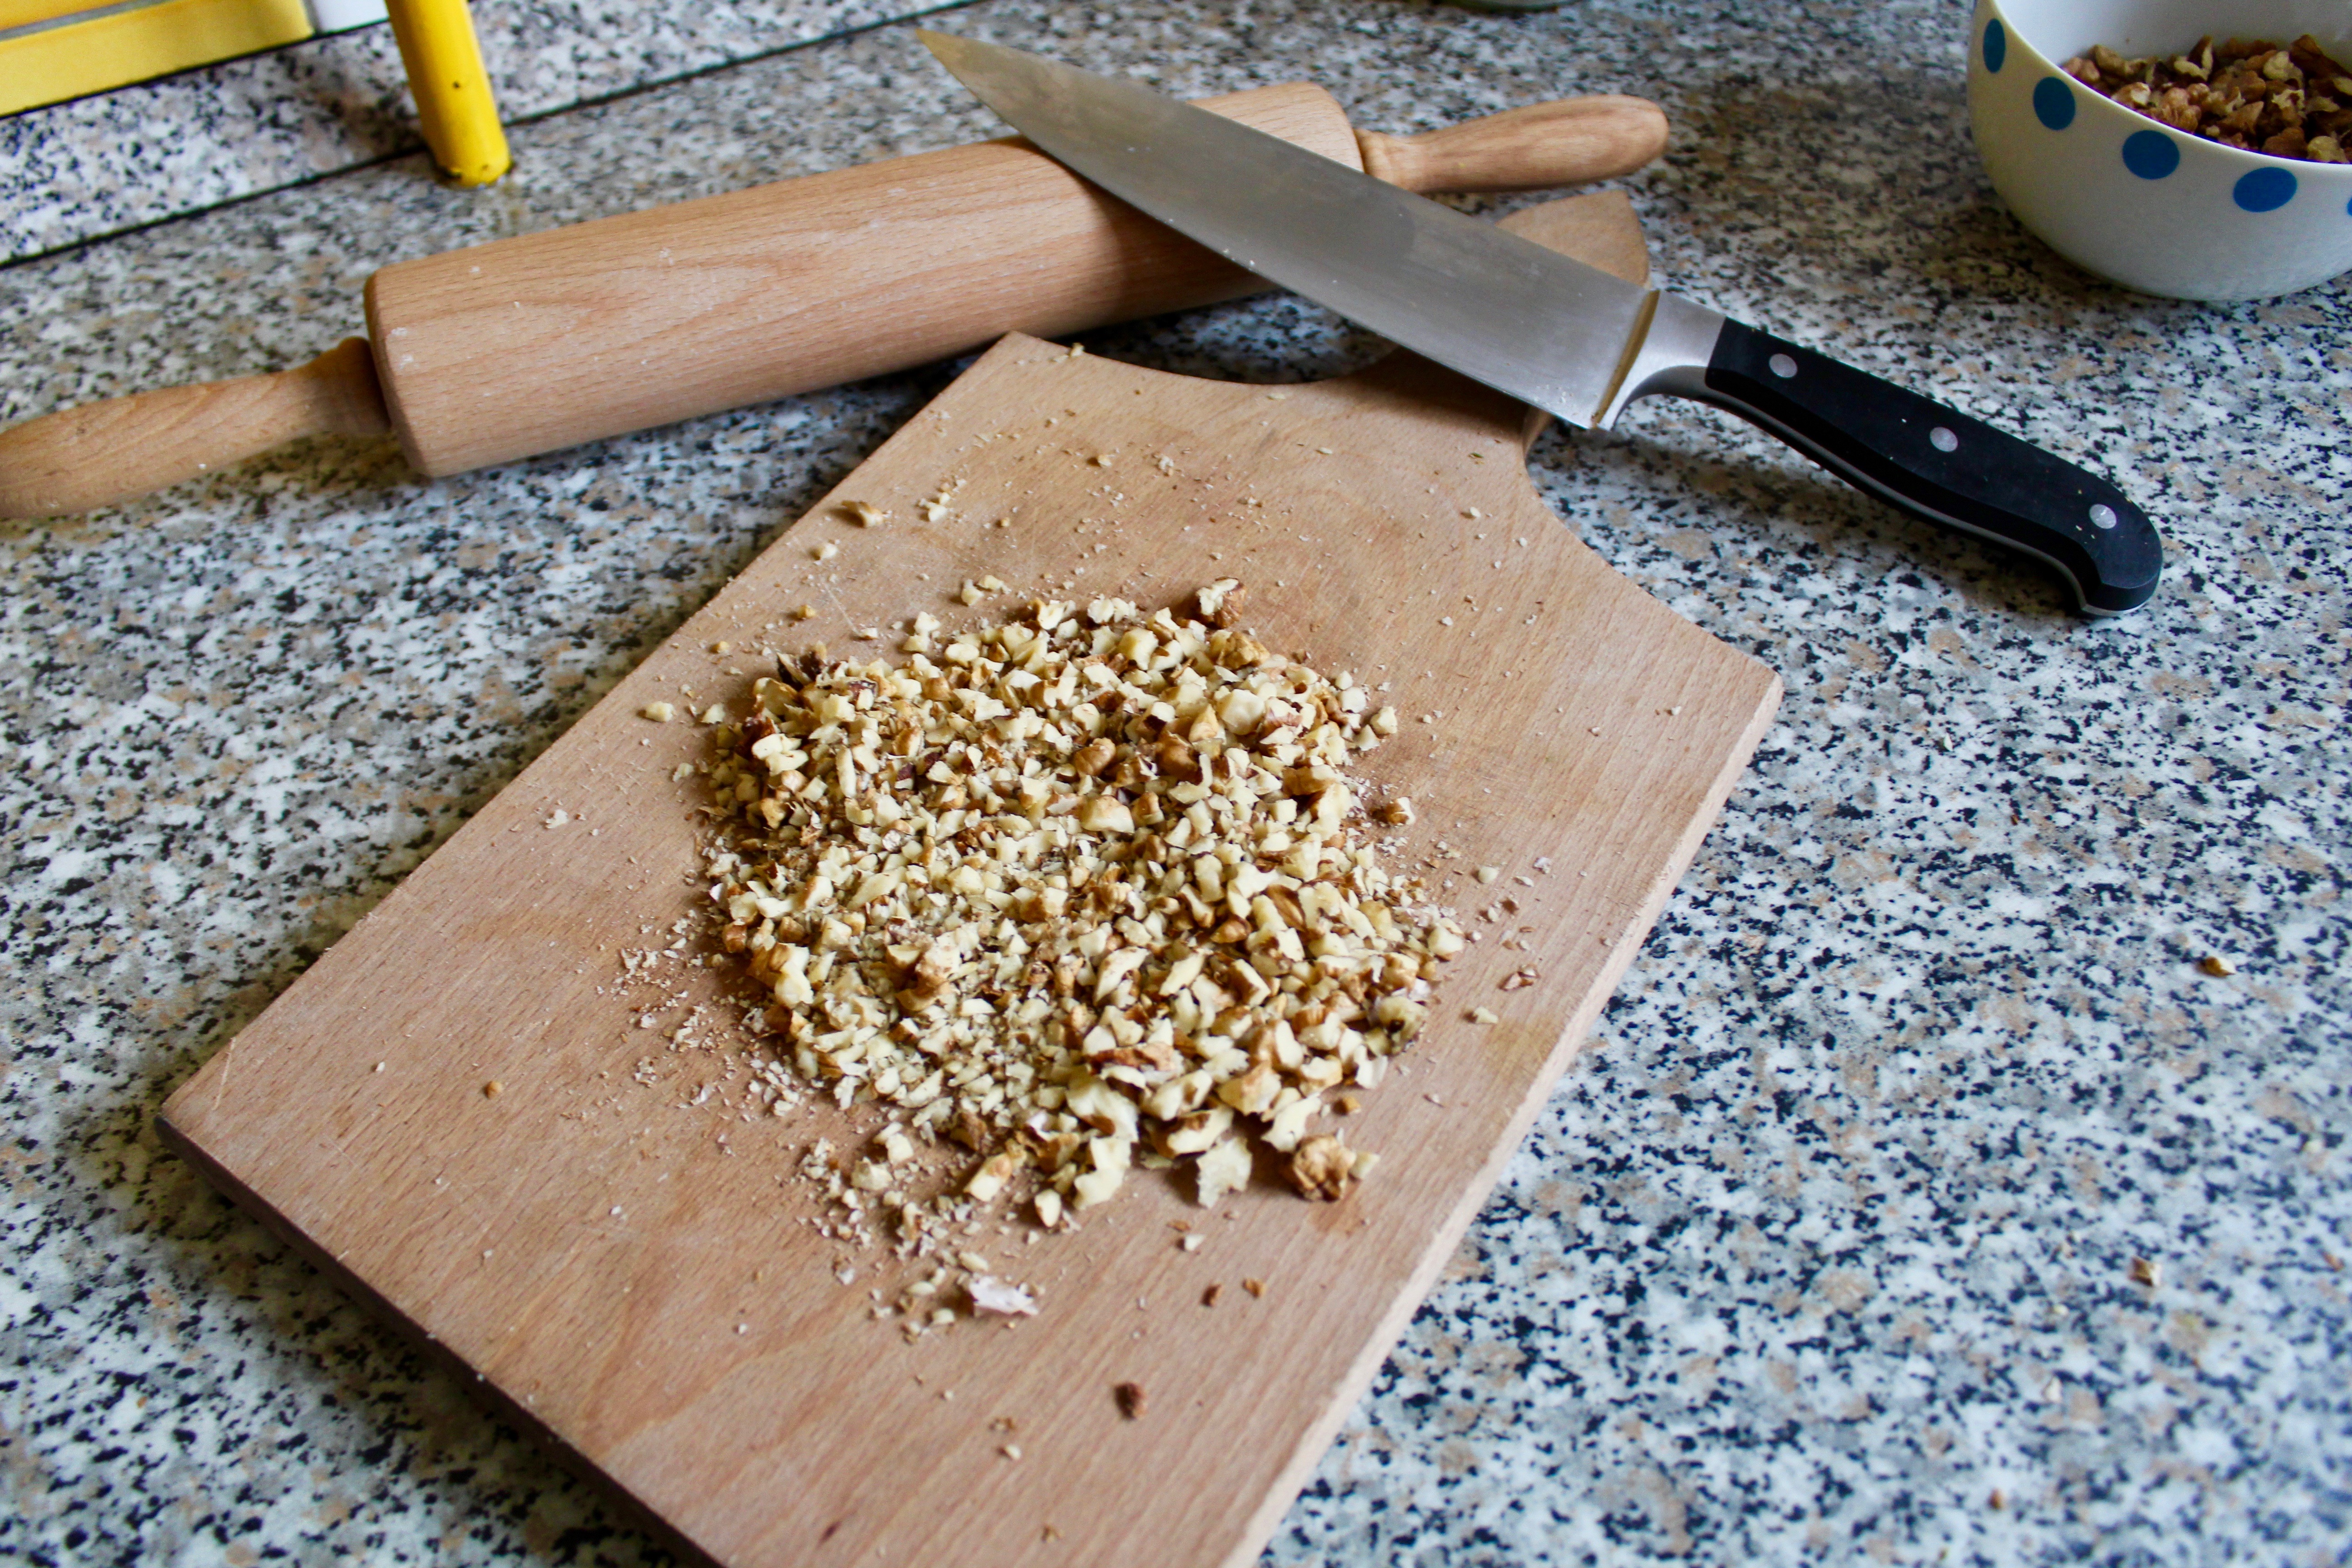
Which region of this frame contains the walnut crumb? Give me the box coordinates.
[839,500,885,527]
[482,1080,503,1098]
[1114,1382,1147,1419]
[2129,1257,2161,1288]
[1286,1133,1358,1201]
[1202,1283,1223,1307]
[1242,1277,1267,1299]
[2198,954,2238,976]
[1194,577,1246,628]
[970,1277,1039,1317]
[640,701,675,722]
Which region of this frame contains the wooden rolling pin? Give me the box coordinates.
[0,87,1666,519]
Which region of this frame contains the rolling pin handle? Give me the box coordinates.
[1356,95,1669,194]
[0,337,391,520]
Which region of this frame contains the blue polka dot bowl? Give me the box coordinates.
[1969,0,2352,300]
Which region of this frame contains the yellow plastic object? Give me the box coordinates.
[0,0,110,29]
[382,0,508,186]
[0,0,312,117]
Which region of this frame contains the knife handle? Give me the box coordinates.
[1652,318,2163,616]
[1356,96,1668,194]
[0,338,389,519]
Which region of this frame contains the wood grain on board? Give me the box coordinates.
[161,192,1782,1568]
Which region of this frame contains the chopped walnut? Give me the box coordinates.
[969,1277,1038,1317]
[701,584,1467,1234]
[2062,34,2352,160]
[1194,1137,1254,1209]
[1285,1133,1358,1201]
[1194,578,1246,628]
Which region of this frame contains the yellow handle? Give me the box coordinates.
[383,0,511,187]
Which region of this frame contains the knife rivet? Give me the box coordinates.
[1768,353,1798,379]
[2088,503,2119,530]
[1930,426,1958,453]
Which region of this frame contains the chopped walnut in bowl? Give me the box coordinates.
[2063,34,2352,162]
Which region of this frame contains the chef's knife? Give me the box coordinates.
[919,31,2162,616]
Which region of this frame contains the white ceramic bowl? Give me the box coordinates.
[1968,0,2352,299]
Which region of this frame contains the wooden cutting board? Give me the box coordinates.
[160,193,1781,1568]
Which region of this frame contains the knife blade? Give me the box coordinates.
[919,30,2161,616]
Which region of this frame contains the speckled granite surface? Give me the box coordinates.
[3,0,2348,1563]
[0,0,955,264]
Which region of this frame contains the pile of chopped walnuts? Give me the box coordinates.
[700,582,1462,1232]
[2063,34,2352,162]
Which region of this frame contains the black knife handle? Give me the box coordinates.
[1690,321,2162,615]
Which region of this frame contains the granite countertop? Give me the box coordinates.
[0,0,956,264]
[3,0,2347,1563]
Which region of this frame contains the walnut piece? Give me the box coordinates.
[1285,1133,1359,1201]
[969,1276,1038,1317]
[1194,578,1247,628]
